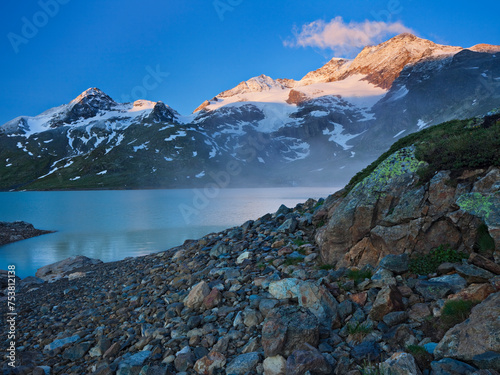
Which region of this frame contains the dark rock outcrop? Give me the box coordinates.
[0,221,54,246]
[315,147,500,268]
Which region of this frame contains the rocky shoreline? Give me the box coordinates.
[0,221,54,246]
[1,193,499,375]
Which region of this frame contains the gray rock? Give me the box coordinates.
[431,358,478,374]
[285,344,332,375]
[455,264,495,283]
[243,308,263,327]
[380,352,422,375]
[209,242,230,258]
[383,311,408,327]
[379,254,410,274]
[429,274,468,293]
[415,280,452,301]
[62,341,92,360]
[225,352,261,375]
[258,298,280,317]
[276,204,291,216]
[370,268,397,288]
[435,292,500,361]
[277,218,298,233]
[174,351,195,372]
[44,334,80,351]
[35,255,102,281]
[263,355,286,375]
[351,341,381,362]
[120,350,152,368]
[473,351,500,371]
[262,305,319,357]
[184,281,211,310]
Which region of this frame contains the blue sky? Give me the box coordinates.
[1,0,499,124]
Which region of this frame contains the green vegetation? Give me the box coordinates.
[283,257,302,266]
[345,114,500,193]
[318,264,335,270]
[347,322,373,345]
[406,345,433,372]
[346,269,373,285]
[409,245,468,275]
[359,361,391,375]
[406,344,428,356]
[475,223,496,254]
[441,299,478,326]
[347,322,373,336]
[293,239,308,247]
[315,220,326,228]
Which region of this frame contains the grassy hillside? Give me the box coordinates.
[345,110,500,192]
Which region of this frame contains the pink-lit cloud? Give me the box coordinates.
[284,17,415,57]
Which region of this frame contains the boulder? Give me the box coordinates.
[193,351,226,375]
[448,283,496,302]
[315,148,498,270]
[380,352,422,375]
[185,281,211,310]
[434,292,500,361]
[370,285,405,320]
[285,344,332,375]
[268,278,338,323]
[203,287,222,309]
[473,351,500,371]
[379,253,410,274]
[35,256,102,282]
[454,264,495,283]
[261,305,319,357]
[225,352,260,374]
[263,355,286,375]
[431,358,478,374]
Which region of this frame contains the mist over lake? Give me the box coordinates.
[0,187,337,278]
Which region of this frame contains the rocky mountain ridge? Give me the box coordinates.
[1,34,500,190]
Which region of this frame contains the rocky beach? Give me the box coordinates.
[1,148,500,374]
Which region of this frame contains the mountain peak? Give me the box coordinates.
[70,87,115,106]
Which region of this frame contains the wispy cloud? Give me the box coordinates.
[284,17,414,57]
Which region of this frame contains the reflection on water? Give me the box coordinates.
[0,187,338,278]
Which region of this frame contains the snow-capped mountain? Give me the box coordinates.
[1,34,499,190]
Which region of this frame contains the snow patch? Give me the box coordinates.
[393,129,406,138]
[96,170,107,175]
[322,124,363,150]
[195,171,206,178]
[164,130,187,141]
[70,176,80,181]
[309,110,329,117]
[417,119,429,129]
[133,142,149,152]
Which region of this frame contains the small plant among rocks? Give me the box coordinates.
[359,361,391,375]
[475,223,496,255]
[440,299,479,327]
[284,257,302,266]
[409,245,468,275]
[318,264,334,270]
[406,344,433,371]
[346,269,373,285]
[347,322,373,343]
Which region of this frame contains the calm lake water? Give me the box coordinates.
[0,187,338,278]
